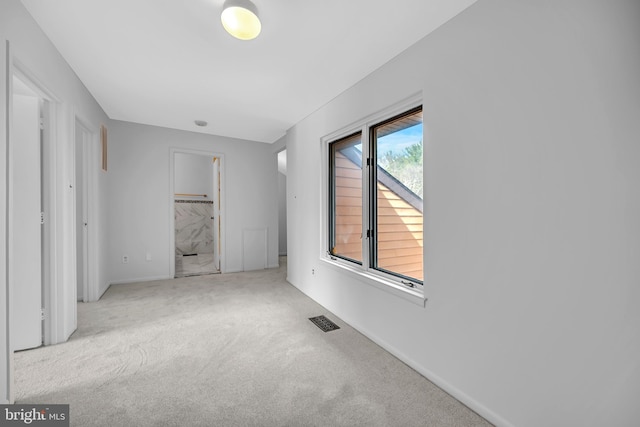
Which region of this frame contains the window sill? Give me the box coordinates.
[319,257,427,307]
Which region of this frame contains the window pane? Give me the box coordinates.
[330,132,363,264]
[373,108,423,282]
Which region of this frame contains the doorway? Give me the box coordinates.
[9,75,45,351]
[75,120,90,302]
[277,149,287,259]
[170,150,224,277]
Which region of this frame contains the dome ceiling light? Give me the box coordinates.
[221,0,262,41]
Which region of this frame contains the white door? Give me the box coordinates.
[11,91,42,351]
[75,122,89,303]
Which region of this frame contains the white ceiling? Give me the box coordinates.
[21,0,476,143]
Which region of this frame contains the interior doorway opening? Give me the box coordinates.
[9,74,46,351]
[11,61,82,350]
[171,151,224,278]
[277,149,287,259]
[75,120,91,302]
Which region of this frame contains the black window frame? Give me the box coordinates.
[328,131,363,265]
[326,104,424,290]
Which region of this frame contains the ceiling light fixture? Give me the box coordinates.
[194,120,208,127]
[221,0,261,41]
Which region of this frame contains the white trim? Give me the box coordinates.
[212,156,222,272]
[16,66,78,345]
[320,93,425,303]
[320,92,423,149]
[3,39,14,405]
[169,147,226,277]
[73,113,99,304]
[337,312,515,427]
[97,284,110,300]
[11,59,70,346]
[320,258,425,306]
[12,60,61,104]
[40,98,55,346]
[275,146,288,261]
[88,130,100,301]
[12,59,67,344]
[108,275,174,286]
[43,100,60,346]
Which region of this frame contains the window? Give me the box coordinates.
[329,132,363,264]
[327,104,424,291]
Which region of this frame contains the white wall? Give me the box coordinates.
[284,1,640,426]
[174,153,215,200]
[1,0,111,402]
[106,120,279,283]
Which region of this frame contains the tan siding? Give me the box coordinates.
[336,168,361,179]
[379,223,423,233]
[376,179,423,281]
[377,215,423,225]
[332,152,363,261]
[332,151,423,281]
[335,187,361,197]
[377,231,423,242]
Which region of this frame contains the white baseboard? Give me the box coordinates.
[108,275,174,286]
[98,283,110,300]
[288,281,514,427]
[347,320,514,427]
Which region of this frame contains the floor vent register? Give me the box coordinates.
[309,315,340,332]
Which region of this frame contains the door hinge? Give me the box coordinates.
[40,212,45,225]
[41,308,45,321]
[39,118,44,130]
[366,158,371,166]
[366,229,373,238]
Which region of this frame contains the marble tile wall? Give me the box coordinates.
[175,200,214,256]
[175,253,217,277]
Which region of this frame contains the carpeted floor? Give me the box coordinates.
[14,258,491,427]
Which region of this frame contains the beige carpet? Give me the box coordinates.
[14,258,491,427]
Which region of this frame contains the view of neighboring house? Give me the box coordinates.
[333,149,424,281]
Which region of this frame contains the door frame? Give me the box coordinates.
[12,62,56,347]
[11,59,78,347]
[73,113,99,303]
[169,148,226,276]
[2,39,12,405]
[10,74,43,351]
[276,147,288,258]
[212,157,221,271]
[10,64,54,349]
